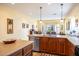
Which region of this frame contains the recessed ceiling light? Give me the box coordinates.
[11,3,15,5]
[29,12,32,16]
[47,3,52,5]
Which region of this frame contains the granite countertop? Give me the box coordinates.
[28,34,79,46]
[0,40,33,56]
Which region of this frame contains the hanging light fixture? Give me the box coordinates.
[40,6,42,23]
[60,3,64,22]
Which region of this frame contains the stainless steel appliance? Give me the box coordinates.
[29,36,39,51]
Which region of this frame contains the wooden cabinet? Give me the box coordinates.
[65,39,75,56]
[10,49,22,56]
[39,37,49,53]
[26,52,32,56]
[48,38,59,54]
[0,40,33,56]
[9,43,33,56]
[58,38,66,55]
[22,43,33,56]
[46,38,65,55]
[39,37,75,56]
[39,37,66,55]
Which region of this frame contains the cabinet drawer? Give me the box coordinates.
[23,44,33,56]
[9,49,22,56]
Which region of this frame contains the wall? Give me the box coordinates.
[0,5,37,41]
[64,4,79,35]
[1,4,79,40]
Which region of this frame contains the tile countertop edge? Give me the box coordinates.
[66,36,79,46]
[28,34,79,46]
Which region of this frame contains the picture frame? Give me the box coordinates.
[26,24,29,28]
[66,21,70,30]
[75,19,78,27]
[7,18,13,34]
[32,25,34,29]
[22,23,25,28]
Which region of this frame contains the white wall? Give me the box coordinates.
[0,5,36,41]
[65,16,79,35]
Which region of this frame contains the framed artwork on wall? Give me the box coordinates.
[7,18,13,34]
[32,25,34,29]
[22,23,25,28]
[66,21,70,30]
[26,24,29,28]
[75,19,78,27]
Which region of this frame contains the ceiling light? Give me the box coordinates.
[60,3,64,22]
[40,21,42,24]
[40,6,42,23]
[11,3,15,5]
[48,3,52,5]
[60,20,64,23]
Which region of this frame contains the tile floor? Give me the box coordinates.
[33,52,58,56]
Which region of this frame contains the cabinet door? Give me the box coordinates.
[48,38,59,54]
[22,44,33,56]
[39,37,49,52]
[65,39,75,56]
[58,38,65,55]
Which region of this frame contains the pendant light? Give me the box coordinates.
[60,3,64,22]
[40,6,42,23]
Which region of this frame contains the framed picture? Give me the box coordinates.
[32,25,34,29]
[66,21,70,30]
[7,18,13,34]
[75,19,78,27]
[26,24,29,28]
[22,23,25,28]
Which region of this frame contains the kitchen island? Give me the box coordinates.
[28,34,78,56]
[0,40,33,56]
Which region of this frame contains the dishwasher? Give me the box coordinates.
[29,36,39,51]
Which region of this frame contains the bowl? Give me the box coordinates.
[3,39,16,44]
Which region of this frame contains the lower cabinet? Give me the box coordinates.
[58,38,66,55]
[47,38,66,55]
[48,38,59,54]
[10,43,33,56]
[22,44,33,56]
[39,37,75,56]
[26,52,32,56]
[39,37,49,53]
[10,49,23,56]
[65,39,75,56]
